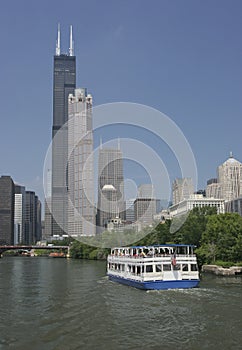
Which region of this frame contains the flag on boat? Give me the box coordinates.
[171,253,176,266]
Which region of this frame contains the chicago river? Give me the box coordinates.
[0,257,241,350]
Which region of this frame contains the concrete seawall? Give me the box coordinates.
[202,265,242,276]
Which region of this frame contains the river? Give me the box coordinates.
[0,257,241,350]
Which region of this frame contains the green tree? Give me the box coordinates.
[199,213,242,263]
[174,206,217,246]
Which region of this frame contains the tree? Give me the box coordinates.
[199,213,242,263]
[174,206,217,247]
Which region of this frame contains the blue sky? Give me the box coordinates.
[0,0,242,204]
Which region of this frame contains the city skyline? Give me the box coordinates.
[0,1,242,204]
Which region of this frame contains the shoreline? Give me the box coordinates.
[202,264,242,276]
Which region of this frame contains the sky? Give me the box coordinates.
[0,0,242,205]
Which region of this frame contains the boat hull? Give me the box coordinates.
[108,274,199,290]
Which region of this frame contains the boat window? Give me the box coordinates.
[182,264,188,271]
[146,265,153,273]
[128,264,131,272]
[141,265,144,273]
[173,264,180,271]
[132,265,135,274]
[137,266,141,275]
[155,265,162,272]
[191,264,198,271]
[163,264,171,271]
[121,264,125,272]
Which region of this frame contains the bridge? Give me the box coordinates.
[0,245,70,256]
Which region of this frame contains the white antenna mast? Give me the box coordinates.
[69,25,74,56]
[56,23,61,56]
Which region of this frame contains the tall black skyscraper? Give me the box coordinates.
[51,25,76,236]
[0,176,15,245]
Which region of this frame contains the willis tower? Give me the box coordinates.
[51,24,76,236]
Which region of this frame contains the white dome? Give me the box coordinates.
[102,184,116,191]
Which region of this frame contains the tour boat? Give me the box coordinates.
[49,252,66,258]
[107,244,200,290]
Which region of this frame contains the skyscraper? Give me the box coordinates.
[0,176,15,245]
[97,147,124,229]
[44,169,52,239]
[51,25,76,236]
[125,198,135,222]
[172,178,194,205]
[68,88,95,236]
[14,185,26,244]
[206,178,221,199]
[138,184,154,199]
[217,153,242,202]
[134,184,157,224]
[24,191,42,244]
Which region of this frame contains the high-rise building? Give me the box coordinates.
[44,169,52,239]
[97,147,124,229]
[134,184,157,224]
[14,185,26,244]
[138,184,154,199]
[51,24,76,236]
[125,198,135,222]
[134,198,157,224]
[206,178,221,199]
[67,88,95,236]
[24,191,36,244]
[0,176,15,245]
[35,198,42,242]
[217,153,242,202]
[24,191,41,244]
[172,178,194,205]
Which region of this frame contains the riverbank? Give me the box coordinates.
[202,264,242,276]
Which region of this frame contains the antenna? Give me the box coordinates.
[56,23,61,56]
[69,25,74,56]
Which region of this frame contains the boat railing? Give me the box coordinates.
[109,254,196,259]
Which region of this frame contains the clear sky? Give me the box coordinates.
[0,0,242,204]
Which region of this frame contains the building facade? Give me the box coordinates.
[206,178,222,199]
[44,169,52,239]
[14,185,26,244]
[134,198,157,224]
[137,184,154,199]
[217,153,242,202]
[67,88,95,237]
[97,147,124,229]
[225,197,242,216]
[125,198,135,222]
[172,178,194,205]
[51,25,76,236]
[169,194,225,217]
[0,176,15,245]
[24,192,41,244]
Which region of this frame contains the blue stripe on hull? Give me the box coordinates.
[108,274,199,290]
